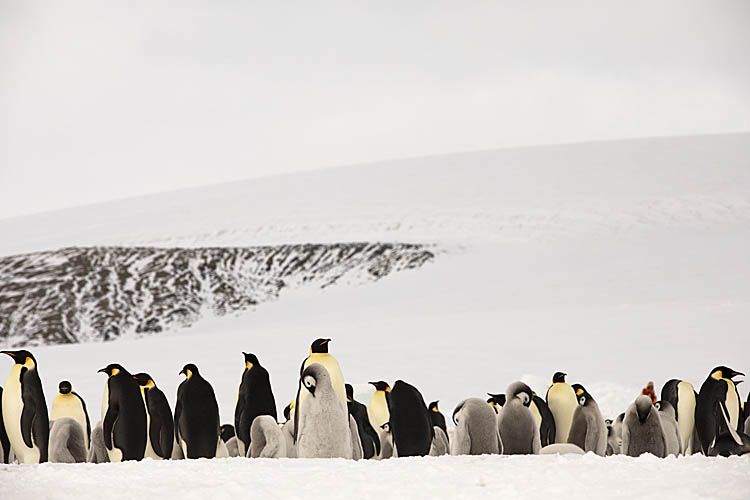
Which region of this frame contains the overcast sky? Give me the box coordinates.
[1,1,748,218]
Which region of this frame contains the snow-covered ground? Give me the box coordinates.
[1,134,749,498]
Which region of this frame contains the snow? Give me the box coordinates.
[2,454,749,500]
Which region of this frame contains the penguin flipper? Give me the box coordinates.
[173,398,182,444]
[717,399,743,447]
[74,392,92,442]
[362,409,381,456]
[102,398,120,451]
[20,367,46,450]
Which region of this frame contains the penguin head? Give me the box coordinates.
[552,372,567,383]
[1,350,37,368]
[283,402,293,421]
[345,383,354,402]
[220,424,235,442]
[380,422,391,433]
[179,363,200,379]
[242,352,259,370]
[710,366,744,381]
[506,381,533,407]
[133,372,156,388]
[634,395,653,424]
[428,401,440,413]
[368,381,391,392]
[58,380,72,394]
[310,338,331,354]
[97,363,127,377]
[571,383,587,396]
[486,393,506,410]
[654,400,676,418]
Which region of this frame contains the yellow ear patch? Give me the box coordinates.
[385,387,391,393]
[245,362,254,370]
[576,388,584,395]
[111,368,120,376]
[711,370,722,380]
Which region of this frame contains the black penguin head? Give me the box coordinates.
[710,366,744,381]
[179,363,200,379]
[133,372,156,388]
[428,401,440,413]
[58,380,72,394]
[571,383,587,396]
[242,352,259,370]
[1,350,37,367]
[310,338,331,354]
[283,402,293,421]
[368,381,391,392]
[345,383,354,402]
[552,372,567,383]
[220,424,235,442]
[97,363,127,377]
[635,395,653,424]
[486,393,506,409]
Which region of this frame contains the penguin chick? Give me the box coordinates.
[451,398,502,455]
[430,426,450,456]
[248,415,286,458]
[86,421,109,463]
[655,400,682,456]
[622,395,667,458]
[567,388,607,456]
[497,382,540,455]
[48,417,87,463]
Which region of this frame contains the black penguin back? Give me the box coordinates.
[235,363,277,452]
[696,375,729,454]
[105,370,147,461]
[146,385,174,459]
[176,369,220,459]
[533,394,556,446]
[348,399,381,459]
[388,380,433,457]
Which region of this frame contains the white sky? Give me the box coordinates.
[1,1,748,219]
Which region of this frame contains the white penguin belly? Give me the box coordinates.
[547,384,577,443]
[140,391,160,460]
[368,392,390,429]
[726,380,740,429]
[3,365,40,464]
[101,382,109,421]
[304,354,347,406]
[676,382,695,454]
[51,394,89,449]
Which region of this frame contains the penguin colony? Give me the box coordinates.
[2,346,749,465]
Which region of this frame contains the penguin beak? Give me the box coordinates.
[97,368,108,374]
[732,371,744,379]
[179,368,186,375]
[322,339,330,345]
[1,351,15,358]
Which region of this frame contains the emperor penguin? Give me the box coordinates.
[295,363,352,459]
[235,352,277,458]
[451,397,502,455]
[532,393,556,446]
[248,414,286,458]
[695,366,744,454]
[545,371,577,444]
[486,393,506,413]
[566,385,607,456]
[346,383,381,459]
[428,401,448,437]
[654,400,682,456]
[134,373,174,460]
[51,381,91,449]
[0,386,12,463]
[379,422,395,458]
[175,363,220,459]
[605,419,620,455]
[1,350,49,463]
[86,421,109,463]
[98,363,146,462]
[367,380,391,457]
[281,419,297,458]
[661,378,698,454]
[388,380,434,457]
[497,381,540,455]
[48,417,87,463]
[220,424,235,442]
[621,395,667,458]
[429,426,450,456]
[301,338,347,407]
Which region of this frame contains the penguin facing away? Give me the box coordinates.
[98,363,146,462]
[86,421,109,463]
[486,393,506,413]
[428,401,448,437]
[566,386,607,456]
[430,426,450,456]
[248,415,286,458]
[295,363,352,459]
[1,350,49,463]
[175,363,221,459]
[0,386,11,463]
[695,366,744,454]
[388,380,434,457]
[133,373,174,460]
[220,424,236,442]
[451,397,502,455]
[48,417,87,463]
[655,400,682,456]
[497,381,540,455]
[346,383,381,459]
[622,395,667,458]
[532,393,556,446]
[545,372,577,444]
[235,352,277,458]
[51,380,91,449]
[661,378,697,454]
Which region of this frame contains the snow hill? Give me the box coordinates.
[0,133,749,424]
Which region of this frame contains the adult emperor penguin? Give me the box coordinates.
[248,415,286,458]
[98,363,146,461]
[346,384,381,459]
[1,350,49,463]
[175,363,220,459]
[428,401,448,437]
[301,338,347,407]
[661,378,698,454]
[388,380,434,457]
[532,393,556,446]
[134,373,174,460]
[295,363,352,458]
[235,352,277,458]
[368,381,391,429]
[546,372,577,444]
[451,397,502,455]
[621,395,667,458]
[497,381,540,454]
[566,386,607,456]
[0,386,11,463]
[655,400,682,456]
[696,366,744,454]
[51,381,91,449]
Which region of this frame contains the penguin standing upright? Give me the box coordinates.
[367,380,391,457]
[661,378,698,454]
[546,372,577,444]
[175,364,220,459]
[655,400,682,456]
[388,380,433,457]
[98,363,146,462]
[566,385,607,456]
[428,401,448,437]
[496,381,540,455]
[695,366,744,454]
[621,395,667,458]
[234,352,277,458]
[1,350,49,463]
[0,386,11,463]
[134,373,174,460]
[301,339,347,406]
[295,363,352,459]
[346,384,381,459]
[532,393,556,446]
[451,398,502,455]
[51,380,91,449]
